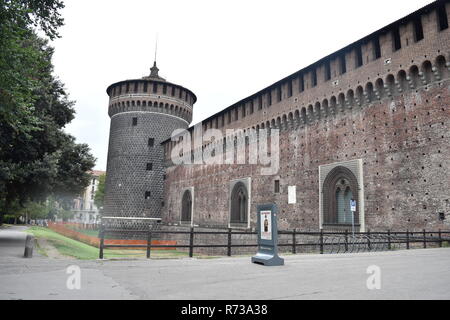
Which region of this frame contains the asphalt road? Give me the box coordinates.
[0,225,449,300]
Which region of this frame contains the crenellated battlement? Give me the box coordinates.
[163,0,450,157]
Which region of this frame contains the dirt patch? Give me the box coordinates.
[36,238,69,259]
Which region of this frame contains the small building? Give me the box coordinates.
[71,170,106,225]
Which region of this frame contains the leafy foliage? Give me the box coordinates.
[94,174,106,211]
[0,0,96,222]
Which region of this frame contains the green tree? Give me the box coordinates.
[0,1,96,224]
[94,174,106,211]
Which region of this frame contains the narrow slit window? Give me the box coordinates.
[153,83,158,93]
[274,180,280,194]
[287,81,292,97]
[324,61,331,81]
[340,55,347,74]
[145,191,151,199]
[132,117,138,126]
[299,74,304,92]
[438,4,449,31]
[355,45,363,68]
[148,138,154,147]
[373,37,381,59]
[392,27,401,51]
[277,86,282,102]
[413,17,424,42]
[311,69,317,87]
[146,163,153,171]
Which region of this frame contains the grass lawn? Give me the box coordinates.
[26,226,193,260]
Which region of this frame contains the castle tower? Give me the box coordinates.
[104,62,196,218]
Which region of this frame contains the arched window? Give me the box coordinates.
[421,60,433,84]
[230,182,248,224]
[435,55,447,80]
[322,166,359,225]
[181,190,192,222]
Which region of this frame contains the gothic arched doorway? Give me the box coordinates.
[322,166,359,226]
[230,182,248,224]
[181,189,192,222]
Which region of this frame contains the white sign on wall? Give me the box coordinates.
[288,186,297,204]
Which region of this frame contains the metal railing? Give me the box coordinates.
[99,226,450,259]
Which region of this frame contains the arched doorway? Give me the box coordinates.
[181,189,192,223]
[230,182,248,224]
[323,166,359,226]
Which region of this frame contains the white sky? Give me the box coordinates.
[52,0,435,170]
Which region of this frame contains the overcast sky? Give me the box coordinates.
[52,0,434,170]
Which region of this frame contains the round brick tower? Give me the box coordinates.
[104,62,196,218]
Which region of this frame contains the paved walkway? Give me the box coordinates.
[1,226,449,300]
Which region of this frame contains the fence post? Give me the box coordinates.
[423,229,426,249]
[406,229,410,250]
[292,229,297,254]
[320,229,324,254]
[367,229,371,251]
[439,229,442,248]
[387,229,391,250]
[189,227,194,258]
[146,228,152,259]
[344,230,348,252]
[227,228,232,257]
[99,224,104,259]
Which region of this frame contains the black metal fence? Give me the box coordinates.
[99,226,450,259]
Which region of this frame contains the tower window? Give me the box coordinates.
[258,95,263,109]
[287,81,292,97]
[392,27,401,51]
[146,163,153,171]
[277,86,282,102]
[274,180,280,193]
[171,86,175,96]
[373,37,381,59]
[132,117,138,126]
[311,68,317,87]
[267,90,272,106]
[134,82,138,92]
[145,191,151,199]
[126,83,130,93]
[299,74,304,92]
[340,55,346,74]
[153,83,158,93]
[163,84,167,94]
[438,4,448,31]
[143,82,148,92]
[148,138,154,147]
[324,61,331,81]
[413,17,424,42]
[355,45,363,68]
